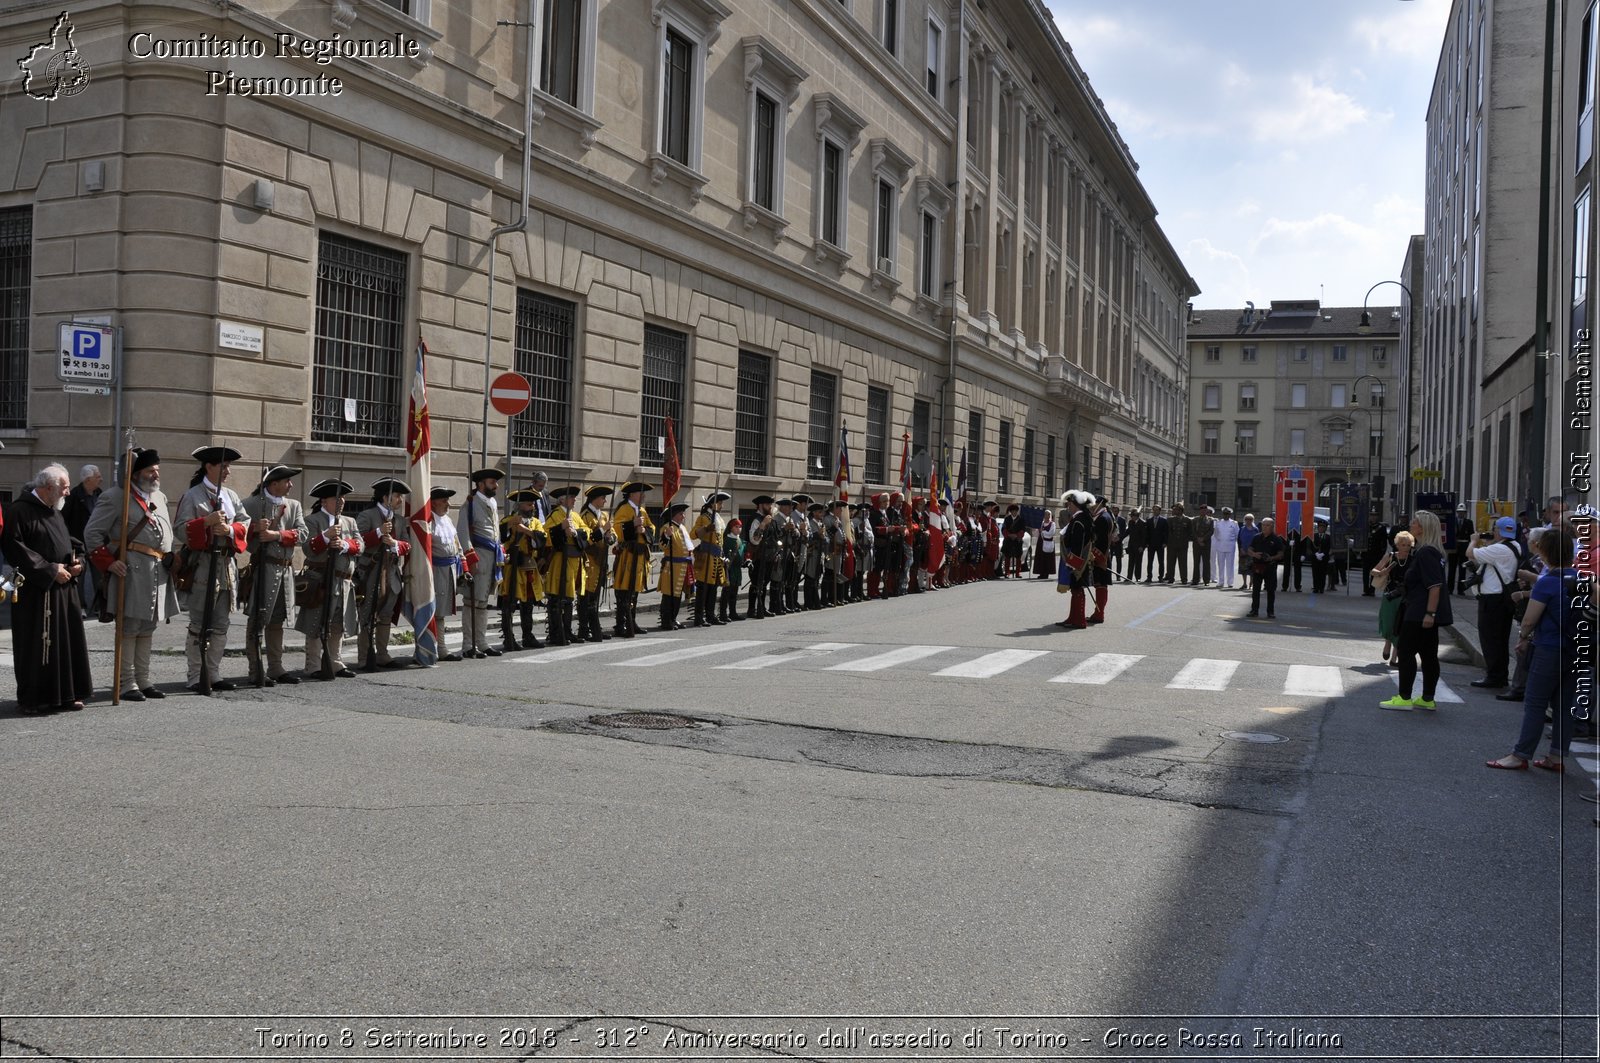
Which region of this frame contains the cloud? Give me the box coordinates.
[1247,76,1371,141]
[1351,0,1453,61]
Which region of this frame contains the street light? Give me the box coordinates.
[1233,435,1242,513]
[1355,279,1413,335]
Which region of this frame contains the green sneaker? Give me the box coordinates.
[1412,698,1437,710]
[1379,695,1414,710]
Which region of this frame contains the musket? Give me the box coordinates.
[247,443,271,687]
[196,443,228,696]
[111,429,135,706]
[317,451,346,681]
[385,450,406,627]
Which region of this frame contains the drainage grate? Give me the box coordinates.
[589,712,705,730]
[1220,730,1288,744]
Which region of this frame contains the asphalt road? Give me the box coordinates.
[0,576,1593,1060]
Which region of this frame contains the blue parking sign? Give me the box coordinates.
[57,322,116,383]
[73,329,101,360]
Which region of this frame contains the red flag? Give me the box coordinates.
[898,432,911,493]
[662,416,681,505]
[835,425,851,502]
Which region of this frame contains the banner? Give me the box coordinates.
[662,416,681,506]
[1274,465,1316,539]
[1332,482,1370,554]
[897,433,911,494]
[1415,491,1458,547]
[403,339,439,668]
[834,425,851,501]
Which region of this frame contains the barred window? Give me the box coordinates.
[735,350,771,475]
[866,385,889,483]
[997,421,1011,493]
[0,208,31,431]
[807,369,837,480]
[313,233,408,447]
[967,410,983,493]
[1045,434,1056,497]
[911,397,931,488]
[639,324,686,468]
[512,290,575,461]
[1023,427,1035,496]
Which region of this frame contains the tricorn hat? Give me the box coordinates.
[775,497,796,507]
[260,464,301,486]
[621,481,652,496]
[191,444,241,465]
[549,485,580,500]
[792,492,815,504]
[429,487,457,501]
[664,501,690,518]
[310,478,353,500]
[751,494,775,506]
[509,489,541,504]
[130,448,160,474]
[808,502,825,513]
[371,477,410,498]
[705,490,732,506]
[585,485,614,502]
[471,467,505,483]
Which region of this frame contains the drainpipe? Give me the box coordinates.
[943,0,968,495]
[1525,0,1556,512]
[481,0,539,466]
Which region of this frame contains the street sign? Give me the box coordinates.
[489,372,532,417]
[63,383,111,396]
[57,322,116,383]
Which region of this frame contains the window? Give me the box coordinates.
[967,410,983,492]
[1369,431,1384,459]
[1370,382,1385,407]
[917,210,938,298]
[1237,479,1254,510]
[539,0,584,107]
[1330,383,1347,408]
[1202,425,1219,454]
[639,325,687,468]
[1294,345,1308,362]
[1237,425,1256,454]
[660,28,694,165]
[875,178,895,270]
[1332,344,1348,361]
[1372,344,1387,362]
[814,95,866,257]
[1238,383,1256,411]
[1575,187,1591,333]
[650,0,727,185]
[752,92,778,210]
[1202,384,1220,411]
[997,90,1012,192]
[1578,4,1596,168]
[1290,428,1306,455]
[0,207,30,430]
[1329,427,1347,449]
[1023,427,1036,496]
[1291,383,1307,408]
[807,369,837,480]
[924,14,943,101]
[866,385,889,484]
[1045,433,1056,497]
[1200,478,1218,507]
[511,289,576,460]
[742,38,803,226]
[869,138,913,278]
[822,141,844,245]
[1204,344,1221,362]
[313,233,408,447]
[997,421,1012,493]
[735,350,771,475]
[1242,345,1257,363]
[881,0,900,57]
[912,398,931,488]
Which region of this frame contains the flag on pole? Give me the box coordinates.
[834,425,851,501]
[940,442,953,507]
[662,416,681,506]
[928,444,941,507]
[1275,465,1317,539]
[403,339,439,668]
[956,446,968,500]
[898,432,911,493]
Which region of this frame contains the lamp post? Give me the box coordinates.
[1356,281,1410,520]
[1233,435,1243,513]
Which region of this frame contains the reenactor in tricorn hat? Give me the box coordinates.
[691,490,730,627]
[657,501,692,630]
[295,478,362,678]
[461,467,505,657]
[84,448,177,700]
[498,488,545,651]
[176,444,249,692]
[241,463,309,686]
[356,476,412,670]
[426,487,467,661]
[542,485,585,645]
[611,482,655,638]
[746,495,779,620]
[576,485,616,643]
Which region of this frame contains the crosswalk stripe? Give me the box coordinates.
[610,640,768,667]
[513,640,680,664]
[1386,674,1464,703]
[1049,653,1143,685]
[715,643,859,670]
[825,645,954,672]
[1284,665,1344,698]
[1168,658,1241,691]
[933,649,1051,679]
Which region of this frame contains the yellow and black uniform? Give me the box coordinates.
[574,485,615,643]
[498,489,546,650]
[691,491,731,627]
[611,483,655,638]
[657,503,691,631]
[542,487,585,645]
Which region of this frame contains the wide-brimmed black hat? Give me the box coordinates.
[751,494,775,506]
[664,501,689,518]
[792,492,814,504]
[192,444,241,465]
[621,481,652,495]
[260,464,301,485]
[704,490,731,505]
[470,467,505,483]
[130,448,160,474]
[807,502,825,513]
[429,487,456,501]
[586,485,614,502]
[775,497,796,507]
[830,498,848,508]
[310,478,353,499]
[509,489,541,504]
[371,477,410,498]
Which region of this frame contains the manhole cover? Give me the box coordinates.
[1220,730,1288,744]
[590,712,705,730]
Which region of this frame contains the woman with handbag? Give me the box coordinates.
[1372,530,1413,664]
[1380,511,1452,710]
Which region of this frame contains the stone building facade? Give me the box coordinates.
[0,0,1193,511]
[1185,301,1401,520]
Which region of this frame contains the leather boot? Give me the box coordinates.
[521,608,543,649]
[691,586,706,627]
[595,597,612,639]
[501,608,521,651]
[708,586,726,624]
[547,599,569,646]
[581,598,603,643]
[614,591,634,638]
[659,596,677,631]
[628,598,647,635]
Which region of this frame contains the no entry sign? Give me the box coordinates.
[489,372,531,417]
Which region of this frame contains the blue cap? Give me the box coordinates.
[1495,516,1517,538]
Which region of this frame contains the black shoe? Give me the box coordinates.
[335,668,358,678]
[1087,617,1104,625]
[523,636,544,649]
[212,680,237,691]
[502,638,522,652]
[483,646,502,657]
[120,689,146,703]
[187,684,212,696]
[255,675,276,688]
[141,687,166,699]
[442,652,464,662]
[1470,679,1507,688]
[1496,690,1525,702]
[272,673,301,685]
[1267,612,1276,619]
[469,650,487,660]
[1246,611,1258,618]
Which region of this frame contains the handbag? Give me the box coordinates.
[1371,556,1390,592]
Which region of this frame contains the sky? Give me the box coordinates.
[1044,0,1452,311]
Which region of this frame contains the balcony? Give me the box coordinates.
[1043,351,1130,417]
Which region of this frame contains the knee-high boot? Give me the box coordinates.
[614,591,634,637]
[548,598,569,646]
[707,585,726,624]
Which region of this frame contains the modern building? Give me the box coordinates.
[1393,234,1426,511]
[1185,300,1402,519]
[0,0,1195,511]
[1556,0,1596,496]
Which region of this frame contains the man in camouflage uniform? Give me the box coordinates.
[295,478,362,679]
[356,477,413,670]
[85,447,177,701]
[175,445,249,693]
[241,463,309,686]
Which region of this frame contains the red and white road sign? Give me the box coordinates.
[489,372,532,417]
